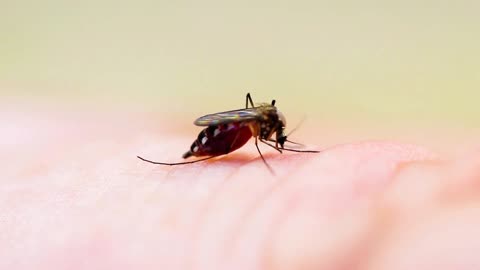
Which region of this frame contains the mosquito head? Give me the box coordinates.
[275,110,287,148]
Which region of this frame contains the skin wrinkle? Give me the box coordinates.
[383,159,473,215]
[364,202,480,270]
[351,200,404,270]
[187,178,238,269]
[186,152,302,268]
[221,153,315,267]
[143,143,281,269]
[261,142,436,269]
[261,194,303,270]
[391,160,447,179]
[158,140,436,268]
[440,155,480,204]
[263,202,376,270]
[136,156,238,269]
[185,152,261,270]
[373,159,445,211]
[357,161,453,270]
[261,192,369,270]
[343,208,394,270]
[259,183,336,269]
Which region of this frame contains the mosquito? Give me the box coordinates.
[137,93,319,173]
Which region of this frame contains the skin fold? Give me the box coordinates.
[2,105,480,270]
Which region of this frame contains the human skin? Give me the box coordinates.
[2,106,480,270]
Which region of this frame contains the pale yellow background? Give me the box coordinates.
[2,1,479,128]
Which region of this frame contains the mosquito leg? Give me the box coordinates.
[267,138,305,147]
[260,139,282,154]
[137,155,216,165]
[254,137,275,175]
[262,140,321,153]
[264,138,281,149]
[246,93,255,108]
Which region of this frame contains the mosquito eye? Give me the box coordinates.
[278,136,286,148]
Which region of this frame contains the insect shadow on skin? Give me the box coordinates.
[137,93,320,175]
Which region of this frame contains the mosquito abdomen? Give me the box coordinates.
[183,123,253,159]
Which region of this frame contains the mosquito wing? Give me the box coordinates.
[194,108,261,126]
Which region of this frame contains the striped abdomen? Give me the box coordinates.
[183,122,253,158]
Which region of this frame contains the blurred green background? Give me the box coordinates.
[1,1,479,128]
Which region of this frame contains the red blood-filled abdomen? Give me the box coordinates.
[185,123,253,158]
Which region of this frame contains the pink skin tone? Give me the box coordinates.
[2,106,480,270]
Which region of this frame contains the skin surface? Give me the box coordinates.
[2,106,480,270]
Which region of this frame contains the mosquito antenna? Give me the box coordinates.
[281,116,309,147]
[287,115,306,137]
[137,155,216,166]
